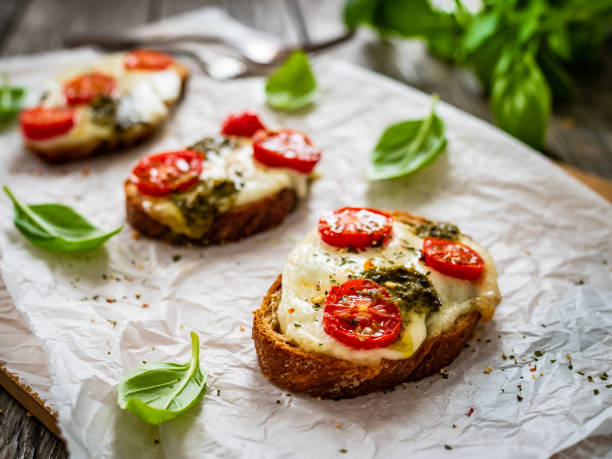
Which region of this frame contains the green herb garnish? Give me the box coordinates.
[117,332,208,425]
[3,186,122,252]
[491,52,550,150]
[343,0,612,150]
[415,220,460,240]
[265,50,318,111]
[0,74,26,124]
[367,95,447,180]
[363,266,440,314]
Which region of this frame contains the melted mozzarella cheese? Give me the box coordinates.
[216,138,310,207]
[133,138,312,238]
[26,53,181,150]
[277,221,500,365]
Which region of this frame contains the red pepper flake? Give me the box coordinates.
[142,303,149,308]
[106,298,116,303]
[288,308,295,314]
[466,407,474,417]
[530,366,537,372]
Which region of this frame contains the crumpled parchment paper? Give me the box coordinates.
[0,8,611,459]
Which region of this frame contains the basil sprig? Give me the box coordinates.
[0,74,26,124]
[265,50,318,111]
[117,332,208,425]
[367,95,447,180]
[344,0,612,150]
[491,51,551,150]
[3,187,122,252]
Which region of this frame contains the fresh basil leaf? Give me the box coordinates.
[117,332,207,425]
[3,186,122,252]
[462,10,501,56]
[0,74,26,124]
[468,26,515,89]
[368,95,447,181]
[537,47,576,100]
[344,0,381,29]
[491,52,551,150]
[265,50,318,112]
[377,0,460,60]
[546,26,572,60]
[516,2,544,45]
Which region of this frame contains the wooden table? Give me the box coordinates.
[0,1,611,457]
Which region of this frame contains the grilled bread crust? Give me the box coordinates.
[125,182,298,246]
[27,62,190,163]
[252,210,487,399]
[252,275,480,399]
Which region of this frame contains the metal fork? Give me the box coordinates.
[63,31,353,69]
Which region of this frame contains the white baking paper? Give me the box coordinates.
[1,8,611,459]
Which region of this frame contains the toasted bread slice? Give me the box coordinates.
[26,61,189,163]
[252,209,499,399]
[253,275,480,399]
[125,181,298,246]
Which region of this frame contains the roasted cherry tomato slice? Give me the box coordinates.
[130,150,203,197]
[20,106,76,140]
[220,111,266,137]
[63,72,117,105]
[253,129,320,173]
[124,49,173,71]
[323,279,401,350]
[422,237,485,281]
[318,207,393,249]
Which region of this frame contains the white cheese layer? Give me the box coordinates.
[26,53,182,150]
[132,137,312,238]
[277,221,500,365]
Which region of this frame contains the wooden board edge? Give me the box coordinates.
[557,163,612,203]
[0,365,63,440]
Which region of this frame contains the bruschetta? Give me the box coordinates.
[20,49,189,162]
[125,112,320,245]
[253,208,501,398]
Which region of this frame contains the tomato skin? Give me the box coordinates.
[63,72,118,105]
[220,111,266,137]
[323,279,401,350]
[318,207,393,249]
[20,106,76,140]
[130,150,204,197]
[253,129,320,173]
[422,237,485,281]
[124,49,173,71]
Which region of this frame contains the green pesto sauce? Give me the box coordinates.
[189,135,236,156]
[89,95,149,131]
[165,136,244,237]
[170,179,237,236]
[89,95,117,126]
[363,267,440,314]
[415,220,460,240]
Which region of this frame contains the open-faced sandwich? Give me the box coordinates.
[125,112,321,245]
[253,207,501,399]
[20,49,189,162]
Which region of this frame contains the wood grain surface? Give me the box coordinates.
[0,1,610,458]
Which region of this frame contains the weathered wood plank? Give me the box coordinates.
[0,0,31,52]
[0,386,67,459]
[0,0,151,56]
